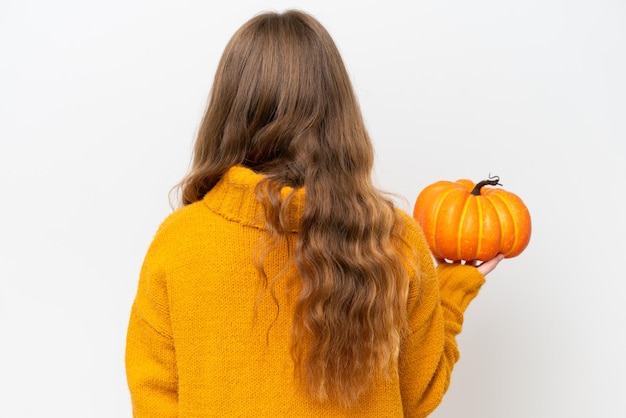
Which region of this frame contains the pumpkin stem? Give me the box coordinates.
[471,174,502,195]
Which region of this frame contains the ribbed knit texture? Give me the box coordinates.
[125,166,486,417]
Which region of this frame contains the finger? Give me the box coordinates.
[436,258,460,266]
[476,254,505,276]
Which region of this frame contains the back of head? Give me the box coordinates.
[179,10,410,408]
[181,10,373,198]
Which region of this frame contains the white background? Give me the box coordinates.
[1,1,624,417]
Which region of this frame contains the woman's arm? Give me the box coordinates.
[398,219,502,417]
[125,235,178,417]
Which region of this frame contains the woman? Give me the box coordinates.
[125,10,502,417]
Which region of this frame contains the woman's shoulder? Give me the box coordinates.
[157,200,206,233]
[395,209,430,252]
[146,201,210,253]
[392,209,436,278]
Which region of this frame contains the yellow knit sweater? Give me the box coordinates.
[125,166,486,417]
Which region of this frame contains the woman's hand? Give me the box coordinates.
[436,254,505,276]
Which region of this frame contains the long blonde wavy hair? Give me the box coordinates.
[177,10,411,407]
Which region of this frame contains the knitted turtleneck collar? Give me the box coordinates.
[202,165,305,232]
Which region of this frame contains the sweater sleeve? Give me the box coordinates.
[125,230,178,418]
[398,223,485,418]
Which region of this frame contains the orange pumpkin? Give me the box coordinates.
[412,176,531,261]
